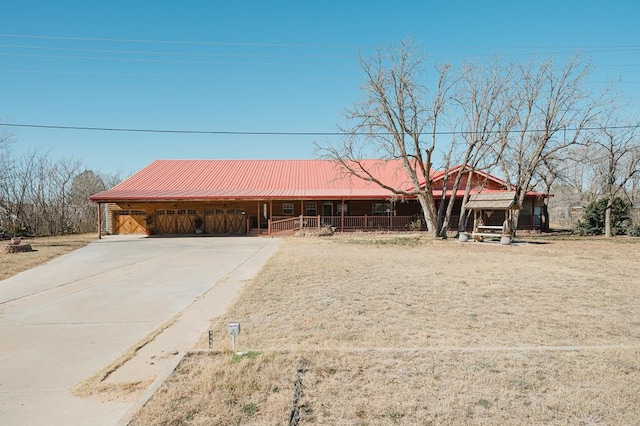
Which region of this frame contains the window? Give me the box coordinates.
[130,210,146,216]
[372,202,391,216]
[282,203,294,215]
[177,209,186,215]
[305,202,317,216]
[187,209,197,215]
[156,210,165,215]
[205,209,214,215]
[336,203,348,215]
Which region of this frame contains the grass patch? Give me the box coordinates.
[133,234,640,424]
[231,350,262,363]
[339,233,431,246]
[129,351,296,425]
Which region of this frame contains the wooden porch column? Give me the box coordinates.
[341,198,345,232]
[257,202,260,233]
[300,200,304,217]
[531,199,535,230]
[97,203,102,239]
[268,201,273,235]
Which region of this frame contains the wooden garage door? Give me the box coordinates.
[155,209,199,234]
[204,208,246,234]
[226,209,246,234]
[112,210,146,234]
[155,209,176,234]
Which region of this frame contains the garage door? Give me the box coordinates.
[204,208,246,234]
[112,210,146,234]
[154,209,199,234]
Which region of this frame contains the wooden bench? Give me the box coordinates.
[472,225,507,240]
[477,225,504,231]
[471,232,501,238]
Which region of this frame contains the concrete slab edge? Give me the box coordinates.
[116,351,187,426]
[115,239,282,425]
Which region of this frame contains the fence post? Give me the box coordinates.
[268,219,271,235]
[299,214,303,231]
[365,215,368,230]
[318,215,321,231]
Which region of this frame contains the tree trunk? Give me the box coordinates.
[605,196,612,237]
[417,192,438,238]
[542,185,551,232]
[436,171,450,238]
[457,173,475,233]
[542,201,550,232]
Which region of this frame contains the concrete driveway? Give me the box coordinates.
[0,235,280,426]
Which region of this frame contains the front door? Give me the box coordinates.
[322,203,333,217]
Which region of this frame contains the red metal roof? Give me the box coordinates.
[90,159,424,202]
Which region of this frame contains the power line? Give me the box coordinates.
[2,122,639,136]
[0,33,362,49]
[0,52,325,66]
[0,123,345,135]
[0,43,353,59]
[2,33,640,51]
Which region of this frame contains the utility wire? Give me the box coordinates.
[2,33,640,51]
[0,43,353,59]
[2,122,639,136]
[0,33,362,49]
[0,52,323,66]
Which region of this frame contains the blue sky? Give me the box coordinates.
[1,0,638,178]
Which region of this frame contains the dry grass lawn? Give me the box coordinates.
[132,234,640,425]
[0,233,96,281]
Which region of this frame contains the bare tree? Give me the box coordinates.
[318,40,456,237]
[69,170,106,233]
[0,127,125,236]
[498,55,612,230]
[589,113,640,236]
[48,158,82,234]
[441,60,513,236]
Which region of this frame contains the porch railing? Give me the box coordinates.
[268,215,425,235]
[268,213,540,235]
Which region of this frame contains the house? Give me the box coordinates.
[89,159,547,236]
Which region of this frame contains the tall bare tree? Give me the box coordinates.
[69,170,106,233]
[318,40,455,237]
[498,55,612,230]
[440,60,513,236]
[589,113,640,236]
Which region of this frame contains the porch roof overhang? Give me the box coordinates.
[463,192,521,211]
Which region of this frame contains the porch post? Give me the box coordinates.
[97,203,102,239]
[269,200,273,220]
[531,199,535,230]
[341,198,345,232]
[257,202,260,233]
